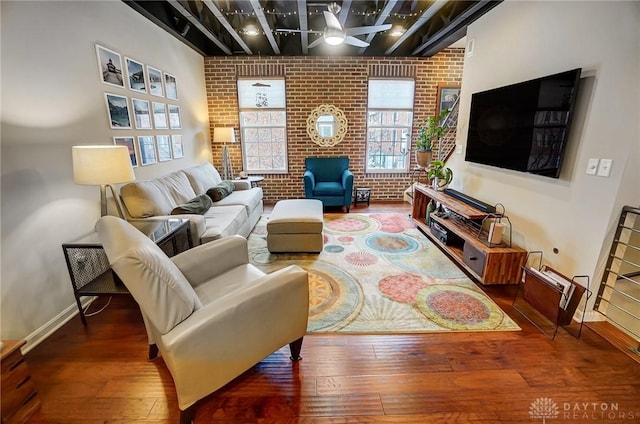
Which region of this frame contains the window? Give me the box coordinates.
[237,78,287,173]
[366,79,415,173]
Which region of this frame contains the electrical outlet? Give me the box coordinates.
[455,144,463,154]
[586,158,599,175]
[597,159,613,177]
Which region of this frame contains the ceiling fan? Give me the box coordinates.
[277,2,391,48]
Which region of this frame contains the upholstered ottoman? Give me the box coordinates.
[267,199,324,253]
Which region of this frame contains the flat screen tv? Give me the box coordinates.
[465,68,581,178]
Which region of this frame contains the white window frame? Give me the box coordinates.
[366,78,415,173]
[237,77,288,174]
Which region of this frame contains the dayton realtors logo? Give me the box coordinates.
[529,397,638,421]
[530,398,559,423]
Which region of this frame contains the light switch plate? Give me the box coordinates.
[597,159,613,177]
[586,158,599,175]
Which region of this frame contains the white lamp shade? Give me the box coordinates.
[72,145,135,185]
[213,127,236,144]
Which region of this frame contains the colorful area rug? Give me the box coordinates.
[248,213,520,333]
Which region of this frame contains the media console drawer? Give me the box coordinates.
[463,243,486,277]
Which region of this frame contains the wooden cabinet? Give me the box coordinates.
[1,340,41,424]
[411,185,526,285]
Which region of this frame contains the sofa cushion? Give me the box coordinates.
[214,187,263,216]
[206,180,235,202]
[200,205,248,243]
[171,194,212,215]
[183,162,222,195]
[121,171,196,218]
[96,216,202,335]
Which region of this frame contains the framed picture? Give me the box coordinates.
[113,136,138,168]
[168,104,181,129]
[156,135,172,162]
[436,83,461,115]
[147,66,164,97]
[138,136,157,165]
[171,135,184,159]
[104,93,131,129]
[96,44,124,87]
[164,72,178,100]
[152,102,168,129]
[125,57,146,93]
[132,98,152,130]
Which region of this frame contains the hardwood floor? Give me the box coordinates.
[24,202,640,423]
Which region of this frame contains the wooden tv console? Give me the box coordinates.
[411,185,526,285]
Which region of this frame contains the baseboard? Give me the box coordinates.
[22,297,95,355]
[582,310,606,322]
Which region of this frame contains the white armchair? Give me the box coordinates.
[95,216,309,424]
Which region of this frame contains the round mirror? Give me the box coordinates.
[307,105,347,147]
[316,114,337,138]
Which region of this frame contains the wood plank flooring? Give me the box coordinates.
[24,202,640,423]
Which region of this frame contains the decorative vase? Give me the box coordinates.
[432,177,450,191]
[415,150,432,168]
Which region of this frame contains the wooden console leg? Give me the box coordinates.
[148,344,159,361]
[289,337,303,361]
[179,404,197,424]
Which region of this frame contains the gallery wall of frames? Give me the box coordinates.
[96,43,184,168]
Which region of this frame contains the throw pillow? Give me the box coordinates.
[170,194,212,215]
[206,180,235,202]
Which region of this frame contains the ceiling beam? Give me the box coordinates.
[412,0,496,56]
[167,0,233,55]
[298,0,309,55]
[384,0,447,55]
[358,0,398,54]
[202,0,253,55]
[249,0,281,54]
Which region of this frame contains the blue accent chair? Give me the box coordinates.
[303,156,353,212]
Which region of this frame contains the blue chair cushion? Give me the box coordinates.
[313,182,345,196]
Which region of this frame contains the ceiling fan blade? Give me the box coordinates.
[323,11,342,30]
[308,37,325,49]
[345,24,392,36]
[344,36,370,48]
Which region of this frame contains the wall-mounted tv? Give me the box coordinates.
[465,68,582,178]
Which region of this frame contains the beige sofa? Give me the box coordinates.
[120,163,263,244]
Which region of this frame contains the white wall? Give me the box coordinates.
[450,1,640,314]
[1,1,210,345]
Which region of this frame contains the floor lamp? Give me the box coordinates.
[214,127,236,180]
[72,145,135,218]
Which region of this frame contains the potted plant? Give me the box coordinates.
[415,108,451,168]
[427,159,453,190]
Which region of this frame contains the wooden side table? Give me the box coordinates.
[1,340,41,424]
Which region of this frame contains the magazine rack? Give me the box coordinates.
[512,251,591,340]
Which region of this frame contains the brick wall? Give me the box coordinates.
[204,51,463,202]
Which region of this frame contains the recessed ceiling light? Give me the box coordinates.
[389,25,406,37]
[243,19,260,36]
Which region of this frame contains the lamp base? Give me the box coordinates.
[222,145,233,180]
[100,184,126,218]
